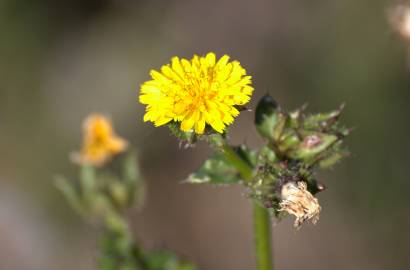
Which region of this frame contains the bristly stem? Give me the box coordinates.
[221,141,273,270]
[221,144,253,180]
[253,202,273,270]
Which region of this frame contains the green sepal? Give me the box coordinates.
[303,104,344,130]
[277,130,300,153]
[318,146,350,169]
[168,122,197,145]
[287,132,339,161]
[257,146,277,164]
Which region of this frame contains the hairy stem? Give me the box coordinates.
[221,144,253,180]
[221,141,273,270]
[253,202,273,270]
[101,211,147,270]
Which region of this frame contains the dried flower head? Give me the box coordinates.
[139,52,254,134]
[72,114,128,166]
[279,181,321,228]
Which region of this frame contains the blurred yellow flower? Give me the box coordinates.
[139,52,254,134]
[72,114,128,166]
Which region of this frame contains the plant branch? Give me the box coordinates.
[253,202,273,270]
[220,141,273,270]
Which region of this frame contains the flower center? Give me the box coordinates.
[184,68,216,113]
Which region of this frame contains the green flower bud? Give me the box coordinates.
[109,181,129,210]
[255,94,286,141]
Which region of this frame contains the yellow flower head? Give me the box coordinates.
[72,114,128,166]
[139,52,254,134]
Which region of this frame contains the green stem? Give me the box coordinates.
[221,144,253,180]
[253,202,273,270]
[102,210,148,270]
[220,141,273,270]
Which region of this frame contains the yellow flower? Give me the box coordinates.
[72,114,128,166]
[139,52,254,134]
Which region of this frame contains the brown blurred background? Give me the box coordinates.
[1,0,409,269]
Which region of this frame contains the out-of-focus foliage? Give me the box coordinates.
[1,0,410,269]
[57,152,196,270]
[56,153,144,218]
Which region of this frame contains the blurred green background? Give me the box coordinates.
[1,0,409,269]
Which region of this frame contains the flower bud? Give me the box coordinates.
[255,94,286,141]
[109,181,129,209]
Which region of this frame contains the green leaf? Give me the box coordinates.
[55,176,86,216]
[79,165,96,198]
[122,152,140,183]
[122,152,145,209]
[187,153,241,184]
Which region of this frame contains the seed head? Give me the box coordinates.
[279,181,321,229]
